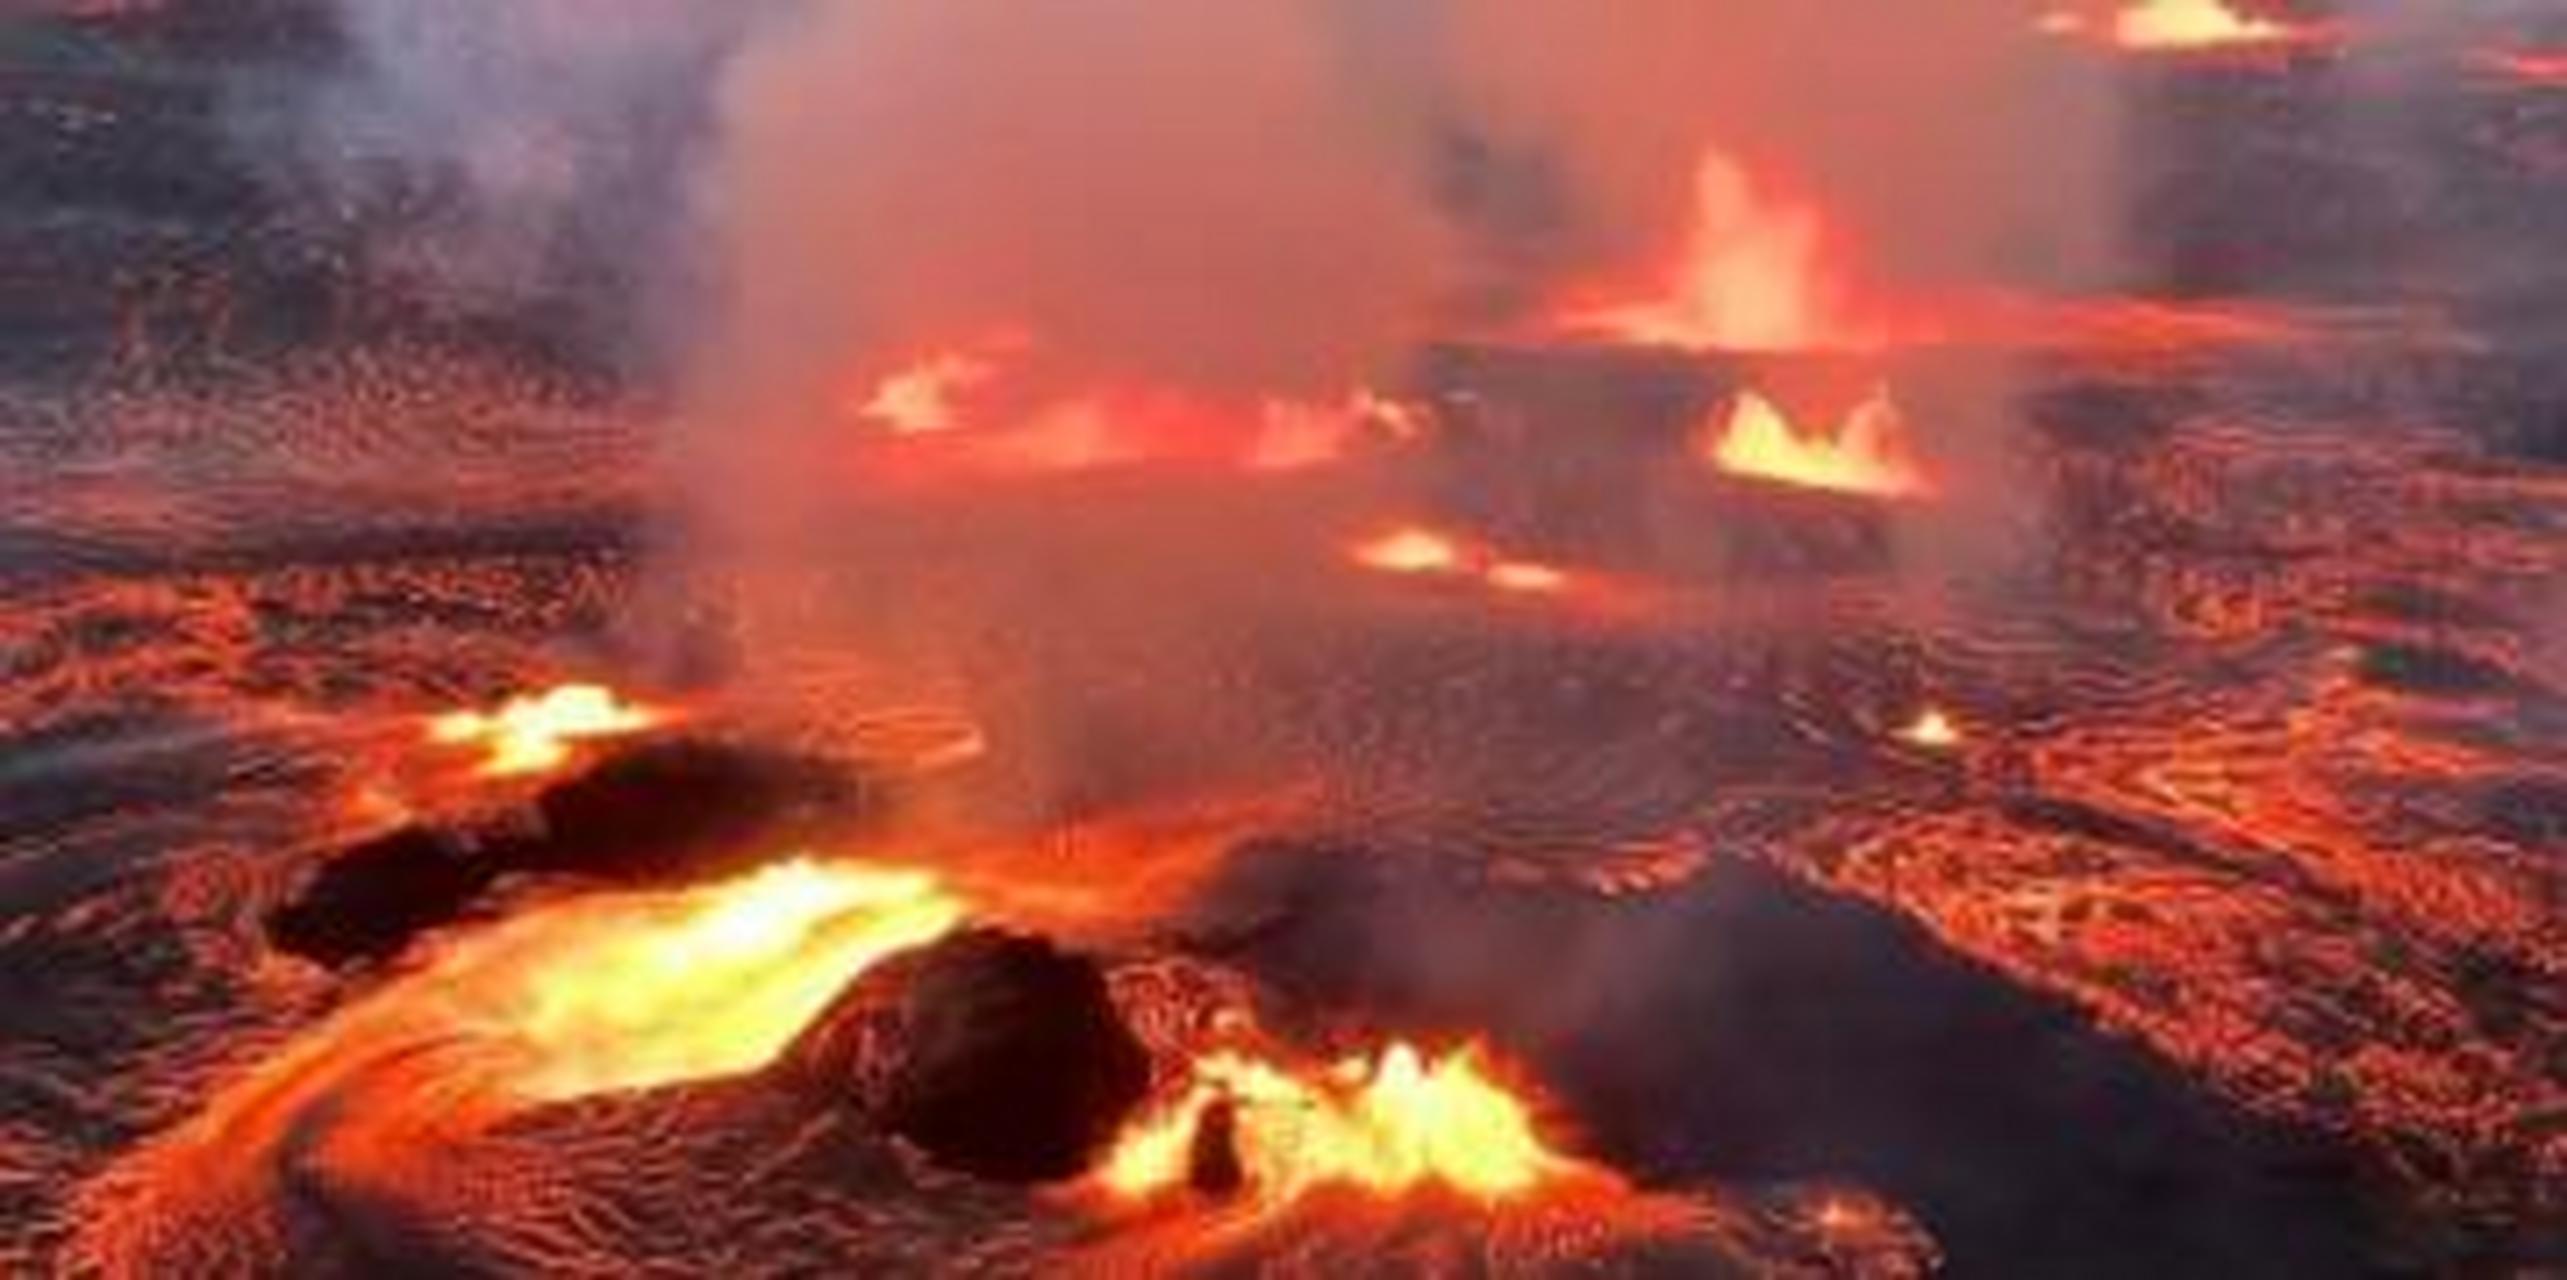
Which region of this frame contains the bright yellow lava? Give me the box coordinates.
[1102,1042,1571,1205]
[1353,527,1469,576]
[500,858,967,1100]
[2113,0,2294,49]
[428,682,664,777]
[1568,149,1889,353]
[856,349,999,434]
[1706,387,1931,499]
[1900,707,1963,748]
[1486,561,1571,595]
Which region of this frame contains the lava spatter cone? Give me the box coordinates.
[784,929,1153,1183]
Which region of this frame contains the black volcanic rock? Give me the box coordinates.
[788,930,1152,1184]
[264,825,498,966]
[1186,1095,1246,1197]
[497,737,864,880]
[2353,641,2532,701]
[267,738,867,967]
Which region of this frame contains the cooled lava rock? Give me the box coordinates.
[268,738,867,967]
[496,737,865,880]
[1185,1095,1246,1197]
[264,825,499,966]
[787,930,1152,1183]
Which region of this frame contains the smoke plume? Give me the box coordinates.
[273,0,2125,810]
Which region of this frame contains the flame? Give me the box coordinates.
[1900,707,1963,748]
[2109,0,2299,50]
[1562,150,1915,353]
[427,682,665,777]
[1101,1041,1575,1206]
[1704,386,1932,498]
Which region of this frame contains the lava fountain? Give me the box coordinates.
[1099,1041,1574,1205]
[1066,1034,1771,1273]
[1557,149,1923,353]
[1702,386,1934,499]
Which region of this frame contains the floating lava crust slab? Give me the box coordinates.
[6,7,2567,1278]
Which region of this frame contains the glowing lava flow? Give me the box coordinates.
[1352,526,1469,577]
[71,858,966,1273]
[427,682,665,778]
[1069,1030,1828,1272]
[1349,526,1578,600]
[2109,0,2299,50]
[255,858,961,1117]
[1100,1041,1578,1206]
[1485,560,1571,596]
[1900,707,1963,749]
[839,331,1403,477]
[1561,150,1913,353]
[1704,387,1933,499]
[498,859,965,1100]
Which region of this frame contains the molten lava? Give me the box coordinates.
[245,856,962,1112]
[500,859,966,1100]
[2109,0,2300,50]
[1352,526,1469,577]
[72,857,968,1273]
[1703,386,1933,499]
[1900,707,1963,748]
[1100,1041,1577,1206]
[427,682,665,778]
[1560,149,1914,353]
[838,331,1397,478]
[852,348,1002,435]
[1348,527,1595,604]
[1485,560,1570,596]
